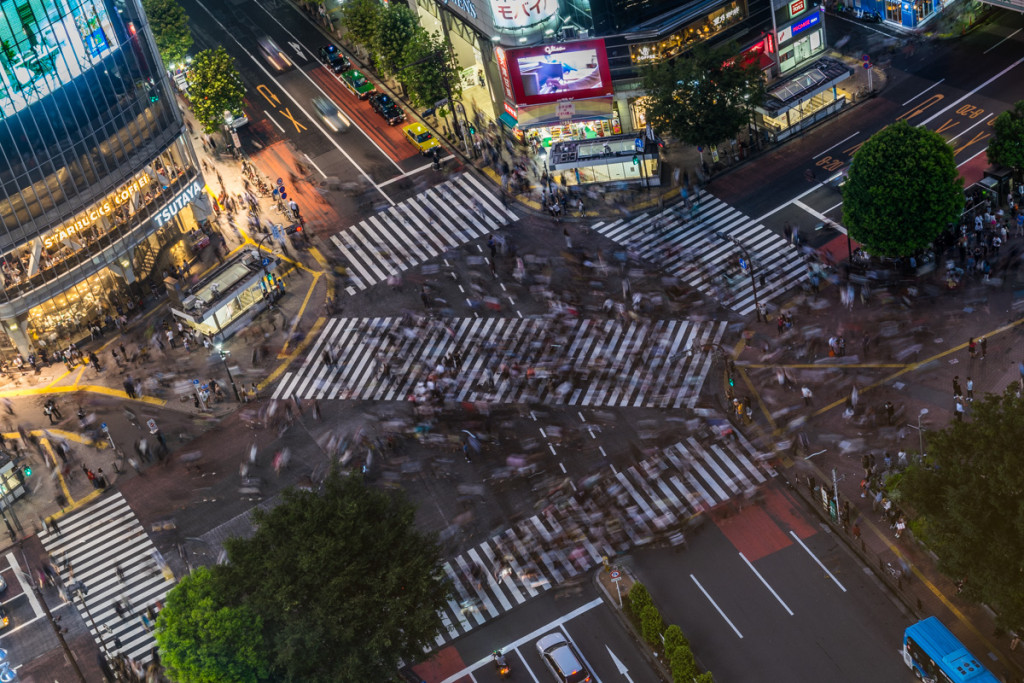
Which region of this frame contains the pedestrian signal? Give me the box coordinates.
[22,466,31,477]
[632,155,639,166]
[728,375,735,387]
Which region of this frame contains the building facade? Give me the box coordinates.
[0,0,208,358]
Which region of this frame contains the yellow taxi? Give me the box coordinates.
[402,123,441,155]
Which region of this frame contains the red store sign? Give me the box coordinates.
[789,0,805,15]
[494,47,515,101]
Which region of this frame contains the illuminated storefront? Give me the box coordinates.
[627,0,746,65]
[0,0,204,357]
[754,58,852,142]
[545,134,660,186]
[863,0,948,28]
[774,0,826,74]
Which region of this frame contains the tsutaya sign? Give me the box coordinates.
[154,178,204,228]
[43,173,152,249]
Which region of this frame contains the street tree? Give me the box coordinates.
[155,567,270,683]
[217,472,451,682]
[141,0,193,68]
[641,42,765,152]
[400,31,461,109]
[900,387,1024,631]
[188,47,246,134]
[987,100,1024,177]
[842,120,963,257]
[372,4,420,76]
[339,0,383,50]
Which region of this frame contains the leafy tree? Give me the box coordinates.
[217,472,451,682]
[339,0,383,49]
[372,4,420,76]
[668,644,697,682]
[900,387,1024,630]
[641,42,765,150]
[188,47,246,134]
[663,624,689,652]
[400,31,461,109]
[626,581,652,620]
[155,567,270,683]
[987,100,1024,177]
[141,0,193,68]
[640,604,664,646]
[842,120,963,257]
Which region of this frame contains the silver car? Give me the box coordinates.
[536,633,593,683]
[312,96,351,133]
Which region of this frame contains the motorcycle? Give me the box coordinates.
[493,650,511,678]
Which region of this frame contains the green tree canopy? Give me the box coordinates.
[372,4,420,76]
[842,120,963,257]
[641,42,765,150]
[339,0,383,49]
[987,100,1024,176]
[900,387,1024,631]
[141,0,193,68]
[188,47,246,134]
[400,32,461,109]
[155,567,270,683]
[209,473,450,682]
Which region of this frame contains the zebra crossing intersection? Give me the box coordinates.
[39,491,174,665]
[273,315,726,407]
[591,191,808,315]
[332,173,517,295]
[430,433,768,647]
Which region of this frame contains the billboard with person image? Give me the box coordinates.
[502,38,612,106]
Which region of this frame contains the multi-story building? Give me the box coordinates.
[0,0,208,358]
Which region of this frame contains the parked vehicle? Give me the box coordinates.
[369,93,405,125]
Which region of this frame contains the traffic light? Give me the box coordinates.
[22,465,31,477]
[632,155,639,166]
[468,123,476,135]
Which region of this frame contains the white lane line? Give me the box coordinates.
[303,153,327,178]
[946,112,994,143]
[789,530,847,592]
[263,110,285,133]
[739,553,794,616]
[438,598,603,683]
[377,160,451,186]
[691,574,743,638]
[957,146,989,168]
[920,55,1024,126]
[793,199,847,234]
[7,552,42,618]
[191,3,396,204]
[983,28,1022,54]
[901,79,945,106]
[514,645,541,682]
[812,131,860,159]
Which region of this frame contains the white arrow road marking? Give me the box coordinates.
[606,645,634,682]
[287,41,308,61]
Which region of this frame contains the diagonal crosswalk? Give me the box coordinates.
[272,316,726,407]
[590,192,807,315]
[332,173,517,294]
[429,434,768,647]
[39,492,175,664]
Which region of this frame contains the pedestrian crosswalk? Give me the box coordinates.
[429,433,768,647]
[590,192,808,315]
[332,173,517,294]
[39,492,174,665]
[272,316,726,408]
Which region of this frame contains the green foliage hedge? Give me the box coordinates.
[624,581,713,683]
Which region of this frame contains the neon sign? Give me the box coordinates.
[791,12,820,35]
[43,174,151,249]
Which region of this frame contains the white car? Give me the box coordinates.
[223,110,248,129]
[257,36,293,73]
[312,96,351,133]
[536,633,593,683]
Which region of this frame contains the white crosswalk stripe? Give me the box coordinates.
[590,192,808,315]
[39,492,175,664]
[273,316,726,407]
[332,173,517,294]
[430,436,767,646]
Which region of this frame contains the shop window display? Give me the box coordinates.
[25,265,130,346]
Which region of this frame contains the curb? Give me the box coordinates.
[592,563,672,683]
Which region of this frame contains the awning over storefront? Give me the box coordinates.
[512,97,615,128]
[499,112,519,129]
[756,57,853,118]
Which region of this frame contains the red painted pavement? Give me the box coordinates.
[763,486,817,540]
[251,141,344,238]
[958,149,989,187]
[414,645,470,683]
[713,501,793,562]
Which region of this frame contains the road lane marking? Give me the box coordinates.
[919,55,1024,126]
[983,28,1022,54]
[945,112,993,143]
[902,79,945,106]
[794,199,847,234]
[789,531,847,592]
[812,131,860,159]
[514,645,541,682]
[560,623,601,682]
[263,109,285,132]
[740,552,794,616]
[438,598,603,683]
[190,3,396,204]
[7,552,43,618]
[691,574,743,638]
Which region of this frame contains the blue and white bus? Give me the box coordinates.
[903,617,1000,683]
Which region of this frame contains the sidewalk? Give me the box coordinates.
[726,251,1024,681]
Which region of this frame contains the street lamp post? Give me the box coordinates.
[917,408,928,456]
[216,344,242,402]
[718,233,763,322]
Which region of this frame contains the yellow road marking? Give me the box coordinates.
[280,272,322,356]
[40,437,74,505]
[0,385,165,405]
[259,316,326,391]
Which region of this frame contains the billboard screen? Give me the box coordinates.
[505,39,612,106]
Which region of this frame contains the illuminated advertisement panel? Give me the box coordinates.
[0,0,123,119]
[505,39,612,106]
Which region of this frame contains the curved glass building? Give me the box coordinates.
[0,0,206,357]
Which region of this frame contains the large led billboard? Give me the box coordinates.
[502,39,612,106]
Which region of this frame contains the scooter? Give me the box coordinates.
[493,650,511,678]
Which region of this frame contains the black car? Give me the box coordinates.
[318,44,350,74]
[370,93,405,126]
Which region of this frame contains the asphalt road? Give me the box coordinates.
[629,481,912,683]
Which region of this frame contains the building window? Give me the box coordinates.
[885,0,900,21]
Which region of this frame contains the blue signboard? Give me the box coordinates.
[791,12,820,36]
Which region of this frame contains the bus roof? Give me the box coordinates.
[906,617,1001,683]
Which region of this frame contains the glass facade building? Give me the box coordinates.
[0,0,205,357]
